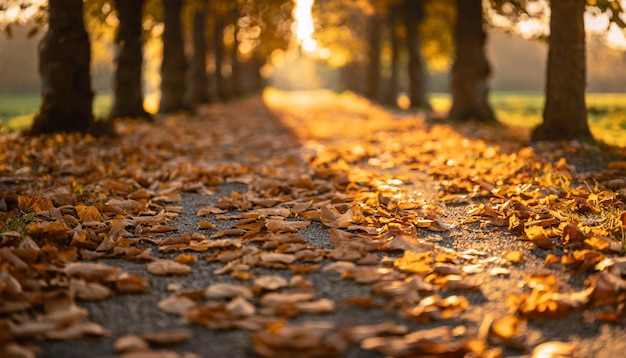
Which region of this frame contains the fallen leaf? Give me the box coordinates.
[147,260,192,276]
[205,283,253,300]
[141,329,193,346]
[531,341,576,358]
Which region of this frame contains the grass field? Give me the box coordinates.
[0,93,112,132]
[1,92,625,146]
[431,92,626,147]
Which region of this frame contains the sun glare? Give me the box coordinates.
[293,0,316,52]
[0,0,45,26]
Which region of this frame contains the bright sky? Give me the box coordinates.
[293,0,317,52]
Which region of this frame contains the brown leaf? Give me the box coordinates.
[146,260,192,276]
[158,294,197,316]
[75,205,103,222]
[115,335,150,354]
[197,220,217,230]
[205,283,253,300]
[260,252,297,264]
[320,206,353,228]
[265,219,310,233]
[260,290,317,307]
[504,250,524,264]
[141,329,193,346]
[64,262,122,281]
[531,341,576,358]
[226,296,256,317]
[254,275,289,291]
[70,279,112,301]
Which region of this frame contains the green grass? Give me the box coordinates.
[0,93,112,132]
[430,92,626,147]
[1,92,626,146]
[1,212,37,235]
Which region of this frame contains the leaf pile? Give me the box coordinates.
[1,91,626,356]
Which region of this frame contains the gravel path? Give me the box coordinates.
[8,90,624,357]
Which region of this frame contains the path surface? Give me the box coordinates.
[2,90,626,357]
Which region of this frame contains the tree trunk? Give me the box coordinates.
[532,0,591,141]
[384,6,400,106]
[449,0,496,123]
[30,0,93,134]
[159,0,187,113]
[252,55,265,92]
[403,0,430,109]
[230,8,242,98]
[111,0,150,120]
[186,2,210,110]
[213,17,227,101]
[366,13,382,101]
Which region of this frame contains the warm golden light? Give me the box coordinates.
[293,0,316,52]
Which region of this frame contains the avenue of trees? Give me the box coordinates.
[0,0,624,142]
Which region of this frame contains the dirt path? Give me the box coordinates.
[2,90,626,357]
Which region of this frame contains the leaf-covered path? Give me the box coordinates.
[2,90,626,357]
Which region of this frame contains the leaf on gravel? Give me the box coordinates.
[265,219,310,233]
[561,223,586,246]
[584,236,622,253]
[205,283,253,300]
[141,225,179,234]
[353,266,395,284]
[146,260,192,276]
[347,321,408,341]
[226,296,256,317]
[197,220,217,230]
[293,298,336,314]
[140,329,193,346]
[531,341,576,358]
[251,321,347,357]
[320,206,353,228]
[260,290,318,307]
[260,252,296,264]
[394,250,433,274]
[118,349,194,358]
[115,274,149,294]
[69,279,112,301]
[197,206,226,216]
[322,261,356,275]
[360,326,471,357]
[489,315,526,349]
[489,267,511,276]
[504,250,524,264]
[175,253,198,264]
[210,229,246,239]
[402,295,469,321]
[9,303,109,339]
[508,275,592,319]
[158,295,197,316]
[115,335,150,354]
[254,275,289,291]
[63,262,122,281]
[384,235,435,253]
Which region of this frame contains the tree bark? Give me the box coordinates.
[449,0,496,123]
[366,13,382,101]
[384,6,400,106]
[186,1,210,110]
[213,16,227,101]
[159,0,187,113]
[30,0,93,134]
[230,8,242,98]
[111,0,150,120]
[532,0,591,141]
[402,0,430,109]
